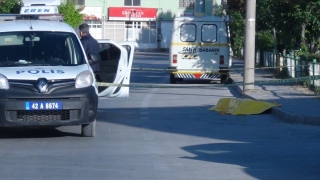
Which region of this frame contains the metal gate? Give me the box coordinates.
[103,21,157,49]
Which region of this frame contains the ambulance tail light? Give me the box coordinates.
[220,55,224,65]
[173,54,177,64]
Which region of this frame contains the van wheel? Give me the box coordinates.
[220,75,229,84]
[81,120,96,137]
[170,74,176,84]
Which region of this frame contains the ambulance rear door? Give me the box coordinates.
[176,20,199,70]
[198,21,221,71]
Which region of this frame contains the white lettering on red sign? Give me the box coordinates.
[122,9,144,18]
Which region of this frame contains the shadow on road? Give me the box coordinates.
[0,127,81,139]
[97,104,320,180]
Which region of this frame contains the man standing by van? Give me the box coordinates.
[79,23,101,81]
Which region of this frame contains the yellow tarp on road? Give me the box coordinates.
[209,98,281,115]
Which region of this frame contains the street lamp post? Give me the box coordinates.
[102,0,106,39]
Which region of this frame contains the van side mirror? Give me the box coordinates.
[88,53,101,65]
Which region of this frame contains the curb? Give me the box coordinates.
[230,78,320,126]
[271,107,320,126]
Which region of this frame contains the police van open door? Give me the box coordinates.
[97,40,134,98]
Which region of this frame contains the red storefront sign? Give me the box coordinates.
[108,7,157,21]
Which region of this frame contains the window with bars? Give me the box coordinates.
[67,0,85,5]
[179,0,195,8]
[124,0,141,6]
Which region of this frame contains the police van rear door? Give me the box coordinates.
[97,40,134,98]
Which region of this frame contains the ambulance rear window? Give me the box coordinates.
[201,24,217,43]
[180,23,196,42]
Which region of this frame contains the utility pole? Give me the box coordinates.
[221,0,227,18]
[243,0,256,91]
[212,0,216,15]
[102,0,106,39]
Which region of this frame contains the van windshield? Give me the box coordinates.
[0,31,84,67]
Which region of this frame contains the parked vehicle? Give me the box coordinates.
[169,14,232,84]
[0,0,134,137]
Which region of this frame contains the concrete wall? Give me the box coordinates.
[160,21,173,49]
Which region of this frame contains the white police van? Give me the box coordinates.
[0,0,134,137]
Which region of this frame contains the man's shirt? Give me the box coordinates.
[80,33,100,72]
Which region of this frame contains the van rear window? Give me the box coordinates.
[202,24,217,43]
[180,23,196,42]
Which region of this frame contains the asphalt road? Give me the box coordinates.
[0,52,319,180]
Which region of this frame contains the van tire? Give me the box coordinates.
[170,74,176,84]
[81,120,96,137]
[220,75,229,84]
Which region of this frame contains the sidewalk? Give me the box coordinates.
[230,58,320,126]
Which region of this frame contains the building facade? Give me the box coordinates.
[76,0,221,50]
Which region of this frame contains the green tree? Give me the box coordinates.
[227,0,245,13]
[227,0,245,57]
[58,1,84,28]
[256,31,274,50]
[0,0,20,14]
[228,11,245,57]
[228,0,314,53]
[271,0,320,53]
[305,1,320,52]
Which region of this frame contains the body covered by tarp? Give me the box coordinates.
[209,98,281,115]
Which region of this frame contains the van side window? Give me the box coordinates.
[201,24,217,43]
[180,23,196,42]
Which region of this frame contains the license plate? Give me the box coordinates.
[25,102,62,110]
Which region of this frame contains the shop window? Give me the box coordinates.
[125,21,141,29]
[67,0,85,5]
[134,22,141,29]
[124,0,140,6]
[125,21,133,28]
[179,0,195,8]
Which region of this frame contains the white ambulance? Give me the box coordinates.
[169,14,232,84]
[0,0,134,137]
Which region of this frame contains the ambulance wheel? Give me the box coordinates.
[170,74,177,84]
[220,75,229,84]
[81,119,96,137]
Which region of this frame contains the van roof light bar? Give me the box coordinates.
[0,14,16,21]
[0,14,64,22]
[21,0,61,6]
[37,14,63,21]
